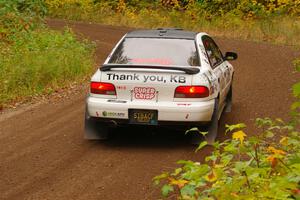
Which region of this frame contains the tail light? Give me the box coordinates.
[90,82,116,95]
[174,86,209,98]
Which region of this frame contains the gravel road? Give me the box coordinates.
[0,19,299,200]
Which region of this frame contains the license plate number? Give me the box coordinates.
[129,109,158,125]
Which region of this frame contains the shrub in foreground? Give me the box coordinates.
[153,64,300,199]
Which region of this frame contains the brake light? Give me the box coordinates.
[174,86,209,98]
[90,82,116,95]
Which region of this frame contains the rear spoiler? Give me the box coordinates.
[100,64,200,75]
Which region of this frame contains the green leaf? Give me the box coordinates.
[220,154,234,166]
[291,101,300,110]
[177,160,195,165]
[248,136,259,145]
[205,154,218,162]
[234,161,248,172]
[161,184,174,197]
[224,142,238,154]
[290,163,300,170]
[171,168,183,176]
[153,173,169,185]
[275,118,285,124]
[180,184,196,197]
[212,141,221,149]
[225,123,246,134]
[185,127,199,135]
[292,82,300,97]
[294,59,300,71]
[200,131,209,136]
[200,198,215,200]
[264,130,274,138]
[196,141,208,152]
[256,117,273,127]
[268,126,280,130]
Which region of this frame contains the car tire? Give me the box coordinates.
[84,110,109,140]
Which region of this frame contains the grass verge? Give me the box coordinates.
[0,28,95,108]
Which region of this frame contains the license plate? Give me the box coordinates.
[129,109,158,125]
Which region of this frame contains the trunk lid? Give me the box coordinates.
[100,69,193,102]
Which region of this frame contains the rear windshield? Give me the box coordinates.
[108,38,200,67]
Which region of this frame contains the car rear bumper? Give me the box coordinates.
[86,96,215,123]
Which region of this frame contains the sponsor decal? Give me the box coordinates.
[107,99,127,103]
[116,85,127,90]
[177,103,192,106]
[134,87,156,100]
[102,111,125,117]
[185,114,190,119]
[106,73,186,84]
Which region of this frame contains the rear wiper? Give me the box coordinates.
[100,64,200,75]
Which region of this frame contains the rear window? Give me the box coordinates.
[108,38,200,67]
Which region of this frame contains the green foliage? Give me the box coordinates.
[154,118,300,199]
[0,0,47,40]
[291,59,300,125]
[0,28,94,106]
[154,70,300,199]
[225,123,247,134]
[45,0,300,17]
[45,0,300,47]
[0,0,95,107]
[0,0,47,17]
[191,0,300,18]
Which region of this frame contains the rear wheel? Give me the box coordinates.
[84,110,109,140]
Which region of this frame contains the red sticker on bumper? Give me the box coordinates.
[134,87,156,100]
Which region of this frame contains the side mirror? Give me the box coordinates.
[224,52,238,61]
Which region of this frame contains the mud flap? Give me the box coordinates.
[190,99,219,145]
[206,99,219,145]
[84,110,108,140]
[225,86,232,113]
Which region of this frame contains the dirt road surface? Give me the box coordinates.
[0,19,299,200]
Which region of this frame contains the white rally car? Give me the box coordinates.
[85,28,237,143]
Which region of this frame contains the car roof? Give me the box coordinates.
[125,28,197,40]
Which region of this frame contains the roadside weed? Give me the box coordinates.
[153,62,300,199]
[0,0,95,107]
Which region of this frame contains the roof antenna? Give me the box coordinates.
[157,28,183,31]
[159,29,167,36]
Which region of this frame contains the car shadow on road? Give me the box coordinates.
[103,125,191,148]
[92,111,236,149]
